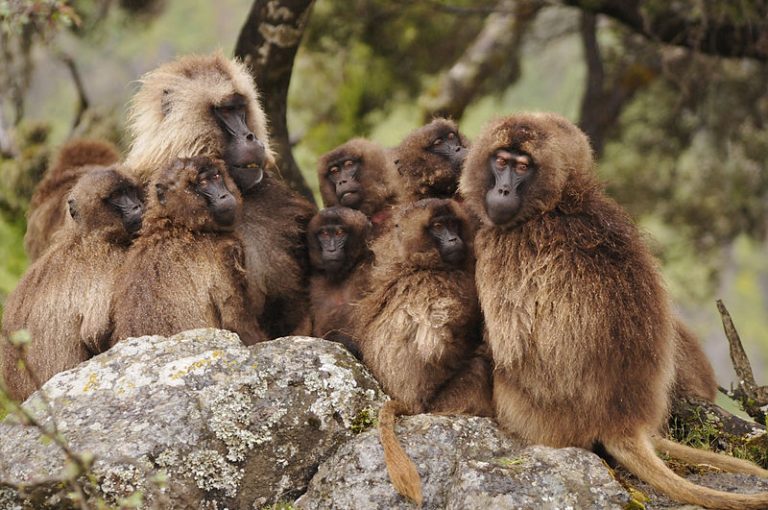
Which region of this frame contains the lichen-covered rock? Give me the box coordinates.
[0,329,384,509]
[296,414,631,509]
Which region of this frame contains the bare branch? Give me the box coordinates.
[54,51,90,132]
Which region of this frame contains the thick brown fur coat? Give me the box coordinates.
[124,53,314,337]
[308,207,373,343]
[3,167,139,401]
[392,118,469,202]
[111,158,264,346]
[459,112,768,510]
[25,139,121,260]
[357,199,482,413]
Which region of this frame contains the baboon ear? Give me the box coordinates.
[67,198,78,220]
[155,183,167,204]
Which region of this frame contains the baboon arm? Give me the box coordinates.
[79,280,115,355]
[404,298,452,362]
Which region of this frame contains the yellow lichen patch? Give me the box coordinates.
[169,350,223,380]
[82,372,99,393]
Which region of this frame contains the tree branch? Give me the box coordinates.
[234,0,317,204]
[562,0,768,61]
[55,51,90,132]
[421,0,543,122]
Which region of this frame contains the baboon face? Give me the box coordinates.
[460,112,593,228]
[395,199,472,268]
[127,53,273,191]
[308,206,370,276]
[154,157,241,231]
[67,167,144,242]
[394,118,469,199]
[318,139,396,216]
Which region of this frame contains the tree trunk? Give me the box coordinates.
[234,0,316,204]
[421,0,542,123]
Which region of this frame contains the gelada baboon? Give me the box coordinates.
[25,139,121,260]
[391,118,469,203]
[673,321,718,402]
[3,167,143,401]
[458,112,768,509]
[354,198,488,504]
[308,206,373,357]
[317,138,399,236]
[124,52,315,337]
[111,157,264,346]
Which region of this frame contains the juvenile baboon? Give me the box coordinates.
[391,118,469,203]
[459,112,768,509]
[308,206,373,357]
[317,138,399,236]
[354,198,487,504]
[673,321,718,402]
[111,157,264,346]
[25,139,121,260]
[124,52,315,337]
[3,167,143,401]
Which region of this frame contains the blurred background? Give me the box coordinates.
[1,0,767,388]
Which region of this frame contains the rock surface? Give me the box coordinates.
[297,414,631,510]
[0,330,384,509]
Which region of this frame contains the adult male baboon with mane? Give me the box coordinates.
[458,112,768,509]
[391,118,469,203]
[3,167,143,401]
[111,157,264,346]
[25,139,121,260]
[317,138,399,237]
[308,206,373,357]
[124,52,314,337]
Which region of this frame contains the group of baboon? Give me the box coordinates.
[2,52,768,509]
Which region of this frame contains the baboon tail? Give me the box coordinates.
[378,399,423,506]
[606,433,768,510]
[652,435,768,478]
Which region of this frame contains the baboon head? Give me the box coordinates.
[392,198,473,269]
[66,167,144,244]
[126,52,273,192]
[393,118,469,201]
[150,157,242,232]
[317,138,398,217]
[308,206,372,279]
[459,112,594,229]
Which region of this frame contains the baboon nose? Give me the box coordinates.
[246,132,255,142]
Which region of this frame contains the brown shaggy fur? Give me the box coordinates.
[317,138,399,234]
[111,157,264,346]
[392,118,469,202]
[308,206,373,350]
[459,112,768,510]
[124,53,314,338]
[3,167,141,401]
[673,321,718,402]
[25,139,121,260]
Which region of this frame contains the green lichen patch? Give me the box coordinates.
[492,456,528,468]
[349,406,376,434]
[260,502,296,510]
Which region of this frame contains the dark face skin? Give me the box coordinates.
[195,163,238,228]
[326,158,363,208]
[485,149,534,225]
[428,214,466,265]
[428,130,468,173]
[316,223,348,273]
[107,186,144,235]
[212,93,266,193]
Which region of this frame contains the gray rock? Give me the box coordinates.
[0,329,384,509]
[296,414,632,510]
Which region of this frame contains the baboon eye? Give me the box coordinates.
[335,227,344,236]
[211,173,221,180]
[343,160,354,169]
[432,222,443,230]
[329,166,340,175]
[319,230,331,239]
[495,156,507,169]
[447,132,456,140]
[432,138,443,146]
[515,161,528,174]
[199,178,208,186]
